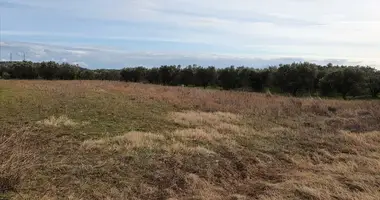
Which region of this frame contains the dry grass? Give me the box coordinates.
[36,115,89,127]
[170,111,240,126]
[82,131,165,152]
[165,142,217,156]
[1,80,380,200]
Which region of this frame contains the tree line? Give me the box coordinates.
[1,61,379,99]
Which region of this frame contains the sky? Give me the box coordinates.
[0,0,380,69]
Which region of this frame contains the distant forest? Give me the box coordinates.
[1,61,380,99]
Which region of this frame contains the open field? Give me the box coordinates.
[1,80,380,200]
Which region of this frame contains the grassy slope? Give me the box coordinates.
[1,80,380,200]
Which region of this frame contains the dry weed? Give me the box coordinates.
[182,173,225,200]
[171,128,225,142]
[36,115,89,127]
[166,142,217,156]
[82,131,164,151]
[170,111,240,127]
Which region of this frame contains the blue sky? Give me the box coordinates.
[1,0,380,69]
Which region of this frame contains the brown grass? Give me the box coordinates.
[171,128,224,142]
[82,131,165,151]
[36,115,89,127]
[1,80,380,200]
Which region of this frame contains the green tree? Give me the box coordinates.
[104,70,121,80]
[93,69,120,80]
[78,69,95,80]
[195,66,217,88]
[146,68,160,84]
[121,67,146,82]
[319,67,365,99]
[120,68,134,82]
[159,65,177,85]
[38,61,59,80]
[236,67,251,89]
[55,63,78,80]
[0,65,7,77]
[218,66,238,90]
[180,65,195,86]
[10,61,38,79]
[132,67,147,82]
[367,71,380,98]
[274,62,317,96]
[249,69,269,92]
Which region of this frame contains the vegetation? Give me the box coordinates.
[1,61,379,99]
[1,80,380,200]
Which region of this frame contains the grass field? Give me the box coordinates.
[1,80,380,200]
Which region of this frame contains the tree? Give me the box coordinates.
[104,70,121,81]
[236,67,251,89]
[274,62,317,96]
[94,69,120,80]
[314,66,330,94]
[146,68,160,84]
[78,69,95,80]
[195,66,217,88]
[159,65,177,85]
[55,63,78,80]
[10,61,38,79]
[249,70,268,92]
[38,61,58,80]
[121,67,146,82]
[367,71,380,98]
[170,65,182,86]
[134,67,147,82]
[120,68,134,82]
[319,67,365,99]
[0,65,7,77]
[1,60,378,99]
[180,65,195,86]
[218,66,238,90]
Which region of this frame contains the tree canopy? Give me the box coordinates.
[1,61,379,99]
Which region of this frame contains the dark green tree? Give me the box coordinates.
[218,66,238,90]
[274,62,317,96]
[236,67,252,89]
[121,67,146,82]
[55,63,78,80]
[38,61,59,80]
[367,71,380,98]
[195,66,217,88]
[10,61,38,79]
[249,70,266,92]
[146,68,160,84]
[180,65,195,86]
[319,67,365,99]
[159,65,177,85]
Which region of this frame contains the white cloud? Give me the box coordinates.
[2,0,380,67]
[1,41,379,69]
